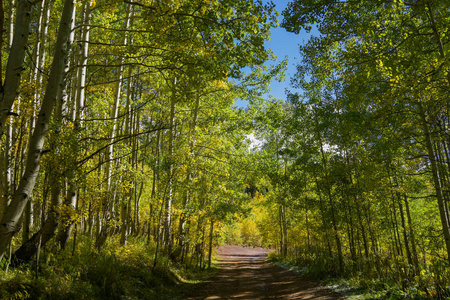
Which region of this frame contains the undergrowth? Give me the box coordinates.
[0,235,213,299]
[266,252,450,300]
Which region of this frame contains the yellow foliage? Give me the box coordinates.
[240,218,260,246]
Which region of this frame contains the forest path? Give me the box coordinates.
[186,245,344,299]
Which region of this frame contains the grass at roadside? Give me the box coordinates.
[266,252,442,300]
[0,236,220,300]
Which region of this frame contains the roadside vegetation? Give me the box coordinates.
[1,1,450,299]
[0,235,221,299]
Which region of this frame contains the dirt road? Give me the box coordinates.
[187,245,344,299]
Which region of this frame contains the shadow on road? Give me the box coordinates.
[186,245,344,300]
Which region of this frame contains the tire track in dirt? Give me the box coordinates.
[187,245,344,299]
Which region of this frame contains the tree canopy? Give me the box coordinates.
[0,0,450,298]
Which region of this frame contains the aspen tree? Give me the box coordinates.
[57,1,94,250]
[163,80,176,255]
[0,0,33,220]
[0,0,35,133]
[0,0,77,262]
[96,3,132,250]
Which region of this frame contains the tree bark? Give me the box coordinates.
[57,182,77,250]
[149,129,160,244]
[418,101,450,263]
[403,192,419,273]
[57,1,92,250]
[208,219,214,269]
[13,178,62,264]
[120,62,135,246]
[96,3,131,250]
[0,0,34,221]
[163,82,176,255]
[177,93,200,257]
[0,0,34,134]
[0,0,76,262]
[317,124,344,274]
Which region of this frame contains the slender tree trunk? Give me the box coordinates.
[403,192,419,273]
[317,128,344,274]
[21,201,31,243]
[5,0,14,51]
[418,101,450,263]
[0,0,35,221]
[390,186,403,256]
[120,192,129,246]
[153,180,166,268]
[120,7,135,245]
[314,176,333,260]
[278,202,283,255]
[178,93,200,257]
[134,180,142,236]
[55,9,87,246]
[14,0,77,261]
[305,203,311,255]
[0,0,76,262]
[57,181,77,250]
[0,0,35,134]
[0,0,17,221]
[208,219,214,269]
[281,204,288,257]
[364,204,381,277]
[149,130,160,244]
[352,166,370,264]
[345,194,357,270]
[164,85,176,255]
[132,111,141,236]
[119,90,131,245]
[13,176,62,263]
[200,224,206,269]
[344,152,357,269]
[397,188,413,271]
[96,3,131,250]
[388,197,401,257]
[19,0,50,247]
[71,191,80,256]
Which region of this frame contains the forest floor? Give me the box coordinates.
[185,245,345,299]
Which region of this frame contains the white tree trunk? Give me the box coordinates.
[0,0,34,134]
[57,0,92,251]
[96,4,132,249]
[164,82,176,255]
[0,0,77,262]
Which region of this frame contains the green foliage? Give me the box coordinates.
[230,0,450,298]
[219,221,243,245]
[0,236,206,299]
[0,0,283,292]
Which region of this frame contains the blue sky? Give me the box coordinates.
[235,0,317,107]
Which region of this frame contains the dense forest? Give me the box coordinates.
[0,0,449,299]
